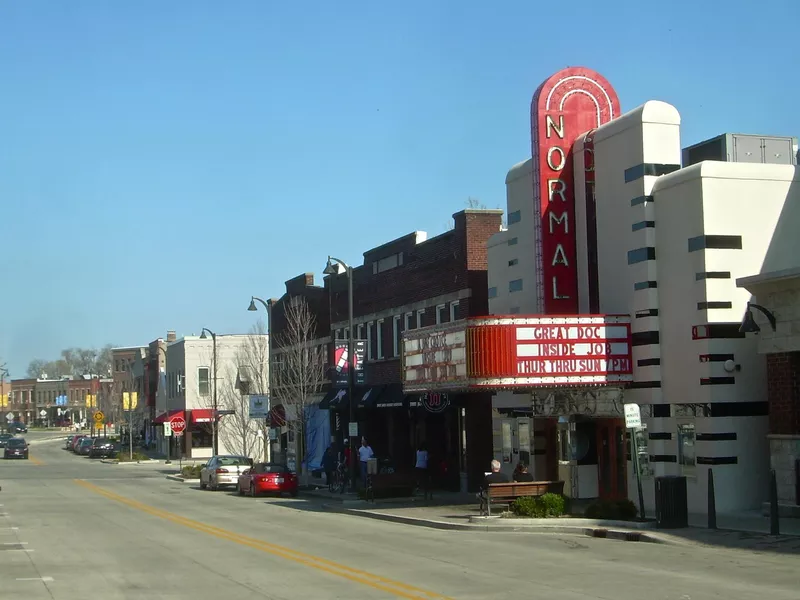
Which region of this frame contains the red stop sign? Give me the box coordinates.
[169,416,187,435]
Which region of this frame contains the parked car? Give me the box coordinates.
[7,422,27,434]
[4,438,29,459]
[0,433,13,449]
[237,462,298,498]
[199,455,253,491]
[76,437,94,455]
[71,435,87,452]
[88,437,117,459]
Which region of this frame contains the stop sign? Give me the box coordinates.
[169,416,187,435]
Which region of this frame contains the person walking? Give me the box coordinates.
[358,438,374,488]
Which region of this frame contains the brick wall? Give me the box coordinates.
[766,351,800,435]
[270,274,331,344]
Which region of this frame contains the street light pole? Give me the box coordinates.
[248,296,274,462]
[324,256,356,491]
[200,328,218,457]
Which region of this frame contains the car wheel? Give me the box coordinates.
[210,477,218,492]
[237,483,244,496]
[199,475,207,490]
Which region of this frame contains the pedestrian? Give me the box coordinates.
[415,442,429,498]
[358,438,374,487]
[321,444,336,491]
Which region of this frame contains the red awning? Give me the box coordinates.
[153,409,185,424]
[190,409,215,424]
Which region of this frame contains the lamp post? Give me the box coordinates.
[199,328,218,456]
[248,296,274,462]
[323,256,356,490]
[739,302,778,334]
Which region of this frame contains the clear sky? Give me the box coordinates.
[1,0,798,377]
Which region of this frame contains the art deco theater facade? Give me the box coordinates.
[402,66,799,516]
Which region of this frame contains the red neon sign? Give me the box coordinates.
[531,67,620,314]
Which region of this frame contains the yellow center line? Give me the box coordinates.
[74,479,453,600]
[29,456,44,466]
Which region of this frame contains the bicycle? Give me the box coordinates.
[330,460,348,494]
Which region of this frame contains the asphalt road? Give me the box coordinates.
[1,431,798,600]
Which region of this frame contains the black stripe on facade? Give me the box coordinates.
[648,432,672,440]
[697,456,738,465]
[701,377,736,385]
[637,358,661,367]
[698,301,733,310]
[632,220,656,232]
[648,401,768,418]
[632,331,660,346]
[694,323,746,340]
[628,247,656,264]
[688,235,743,252]
[624,163,681,183]
[634,280,658,291]
[532,449,546,456]
[629,380,662,389]
[696,271,732,280]
[649,454,677,463]
[631,195,654,206]
[696,432,737,441]
[699,353,735,363]
[635,309,659,318]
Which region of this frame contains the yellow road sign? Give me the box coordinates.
[93,411,105,423]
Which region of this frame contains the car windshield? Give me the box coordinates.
[254,463,288,474]
[217,456,250,466]
[92,438,110,445]
[0,434,12,440]
[80,438,93,445]
[7,439,26,447]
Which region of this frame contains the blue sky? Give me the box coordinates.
[1,0,798,377]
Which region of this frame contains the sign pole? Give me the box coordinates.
[625,402,646,521]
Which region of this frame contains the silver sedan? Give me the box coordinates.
[199,455,253,491]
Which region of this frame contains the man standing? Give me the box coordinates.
[358,438,374,487]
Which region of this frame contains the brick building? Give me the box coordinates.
[322,209,503,492]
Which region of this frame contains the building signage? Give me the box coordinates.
[332,340,366,388]
[531,67,620,314]
[421,392,450,413]
[402,316,632,392]
[402,322,469,392]
[249,394,270,419]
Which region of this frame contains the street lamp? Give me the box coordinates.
[199,328,218,456]
[248,296,275,462]
[739,302,777,334]
[323,255,356,490]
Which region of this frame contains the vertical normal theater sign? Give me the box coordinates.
[531,67,620,314]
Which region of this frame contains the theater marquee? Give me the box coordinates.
[402,316,633,392]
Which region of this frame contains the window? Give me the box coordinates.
[508,237,518,246]
[677,422,696,477]
[509,279,523,293]
[404,312,414,332]
[373,252,404,274]
[628,247,656,264]
[435,304,447,325]
[508,210,521,225]
[508,258,518,266]
[335,329,342,340]
[356,324,364,341]
[488,286,498,299]
[449,301,460,322]
[688,235,743,252]
[343,327,350,340]
[416,309,425,329]
[377,319,384,359]
[367,322,374,360]
[393,315,401,357]
[198,368,210,396]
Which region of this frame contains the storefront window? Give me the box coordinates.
[677,422,696,477]
[191,428,212,448]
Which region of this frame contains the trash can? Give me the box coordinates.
[654,475,688,528]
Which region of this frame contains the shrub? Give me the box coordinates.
[118,451,150,463]
[616,499,638,520]
[511,493,566,518]
[181,465,202,479]
[584,499,638,520]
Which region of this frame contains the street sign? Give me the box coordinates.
[40,409,47,417]
[163,422,173,437]
[249,395,269,419]
[5,413,14,422]
[624,403,641,429]
[94,411,105,423]
[348,422,358,437]
[169,416,186,436]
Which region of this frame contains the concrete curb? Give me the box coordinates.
[100,459,161,465]
[325,506,672,543]
[165,475,200,484]
[468,516,656,530]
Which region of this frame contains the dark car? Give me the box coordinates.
[7,423,27,434]
[4,438,29,459]
[0,433,13,448]
[88,437,117,459]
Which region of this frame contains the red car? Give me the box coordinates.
[237,462,298,498]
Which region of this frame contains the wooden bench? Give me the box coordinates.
[479,480,565,516]
[366,473,417,502]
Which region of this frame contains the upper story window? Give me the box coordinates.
[373,252,404,274]
[198,368,210,396]
[416,309,425,329]
[508,237,518,246]
[404,312,414,332]
[508,210,521,225]
[450,301,460,321]
[488,286,498,299]
[435,304,448,325]
[392,315,402,357]
[509,279,523,293]
[508,258,518,267]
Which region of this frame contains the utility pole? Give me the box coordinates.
[200,328,218,457]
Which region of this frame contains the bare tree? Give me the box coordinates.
[27,344,114,379]
[272,296,328,478]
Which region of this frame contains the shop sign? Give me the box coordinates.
[332,340,366,387]
[531,67,620,314]
[421,392,450,413]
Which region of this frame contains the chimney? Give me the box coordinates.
[453,209,504,270]
[285,273,315,295]
[166,330,177,342]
